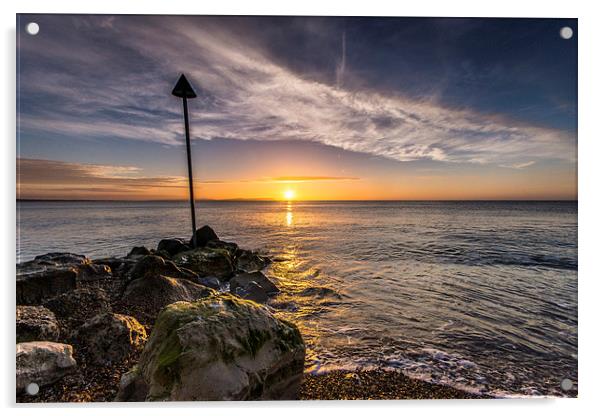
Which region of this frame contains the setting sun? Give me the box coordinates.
[283,189,295,200]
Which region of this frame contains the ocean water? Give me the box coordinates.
[16,200,578,397]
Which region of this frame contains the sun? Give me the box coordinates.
[283,189,295,200]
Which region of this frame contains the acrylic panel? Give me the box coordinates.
[16,14,577,402]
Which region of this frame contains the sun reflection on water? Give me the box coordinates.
[285,201,293,227]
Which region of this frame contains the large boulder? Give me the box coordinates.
[129,255,198,282]
[172,248,234,279]
[16,341,77,393]
[43,287,112,332]
[16,253,111,305]
[16,306,60,343]
[16,263,78,305]
[74,313,147,365]
[121,274,215,323]
[157,238,190,256]
[230,271,279,295]
[190,225,219,247]
[116,294,305,401]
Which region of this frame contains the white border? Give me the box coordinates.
[3,1,601,415]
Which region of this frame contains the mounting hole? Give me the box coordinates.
[25,382,39,395]
[25,22,40,36]
[560,378,573,391]
[560,26,573,40]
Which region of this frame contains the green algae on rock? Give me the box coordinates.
[116,293,306,401]
[172,248,235,279]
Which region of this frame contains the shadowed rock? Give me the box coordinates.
[74,312,147,365]
[33,253,89,266]
[127,246,151,257]
[16,253,111,305]
[16,341,77,393]
[16,306,60,343]
[157,238,190,256]
[230,271,279,295]
[43,288,112,333]
[116,294,305,401]
[129,255,198,282]
[121,274,215,324]
[233,281,269,304]
[17,263,78,305]
[190,225,219,247]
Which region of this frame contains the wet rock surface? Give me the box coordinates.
[116,294,305,401]
[172,247,235,279]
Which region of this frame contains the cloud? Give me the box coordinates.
[500,161,536,169]
[17,158,187,195]
[18,15,576,168]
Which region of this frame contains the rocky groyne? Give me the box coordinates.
[16,225,304,402]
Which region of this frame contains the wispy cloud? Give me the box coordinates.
[500,161,536,169]
[18,16,576,168]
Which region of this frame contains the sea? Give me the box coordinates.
[16,200,578,397]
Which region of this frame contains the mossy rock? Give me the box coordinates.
[116,293,305,401]
[172,248,235,279]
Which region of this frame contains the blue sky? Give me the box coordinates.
[16,15,577,200]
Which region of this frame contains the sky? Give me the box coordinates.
[16,15,577,200]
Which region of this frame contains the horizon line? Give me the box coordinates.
[16,198,578,203]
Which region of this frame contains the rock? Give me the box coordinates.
[33,252,89,266]
[16,341,77,393]
[116,370,149,402]
[75,313,147,365]
[199,276,221,290]
[299,287,342,299]
[190,225,219,247]
[234,281,269,304]
[127,246,151,257]
[121,274,215,323]
[116,294,305,401]
[93,256,138,278]
[157,238,190,256]
[16,306,60,343]
[17,263,78,305]
[235,250,270,273]
[129,255,198,282]
[43,288,111,331]
[230,271,279,295]
[172,248,234,279]
[76,263,112,282]
[206,240,240,258]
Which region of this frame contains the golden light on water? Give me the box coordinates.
[286,202,293,227]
